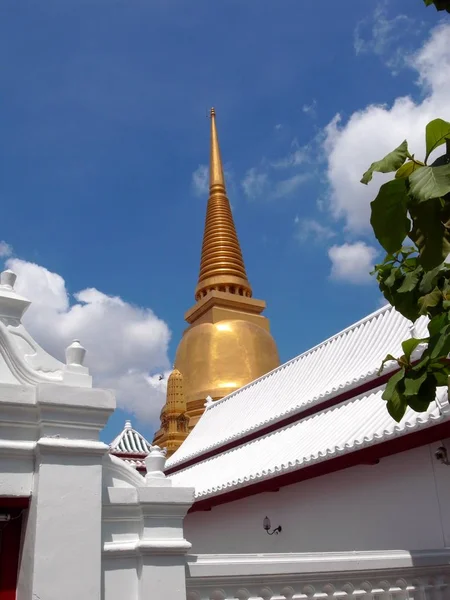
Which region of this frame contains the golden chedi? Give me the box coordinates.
[153,109,279,455]
[153,368,189,455]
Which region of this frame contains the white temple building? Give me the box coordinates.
[1,267,450,600]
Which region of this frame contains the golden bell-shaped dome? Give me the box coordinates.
[175,319,279,425]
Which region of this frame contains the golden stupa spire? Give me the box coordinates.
[195,108,252,301]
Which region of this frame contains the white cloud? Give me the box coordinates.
[192,163,236,198]
[192,164,209,197]
[242,136,314,201]
[271,139,309,168]
[354,3,421,73]
[6,257,172,427]
[0,242,12,258]
[241,167,269,199]
[295,217,335,243]
[302,100,317,117]
[242,167,310,201]
[273,174,311,198]
[324,23,450,233]
[328,242,378,284]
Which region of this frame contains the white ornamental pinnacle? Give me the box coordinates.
[145,445,171,486]
[0,270,31,321]
[124,419,132,430]
[204,395,213,408]
[0,269,17,289]
[65,339,86,366]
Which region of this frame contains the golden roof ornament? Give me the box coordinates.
[195,108,252,301]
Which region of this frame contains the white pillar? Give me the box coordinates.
[102,447,194,600]
[18,383,115,600]
[138,486,193,600]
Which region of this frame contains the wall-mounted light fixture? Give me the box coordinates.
[263,516,282,535]
[435,445,450,466]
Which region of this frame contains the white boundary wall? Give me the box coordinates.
[186,550,450,600]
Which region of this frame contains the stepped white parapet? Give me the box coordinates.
[0,269,92,388]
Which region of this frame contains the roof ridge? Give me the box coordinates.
[174,388,448,504]
[110,420,152,455]
[166,367,393,472]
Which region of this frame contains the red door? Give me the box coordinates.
[0,499,28,600]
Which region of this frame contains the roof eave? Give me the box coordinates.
[188,417,450,513]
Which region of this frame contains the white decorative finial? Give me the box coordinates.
[204,395,213,408]
[145,445,171,487]
[65,339,86,366]
[1,270,17,289]
[124,420,132,430]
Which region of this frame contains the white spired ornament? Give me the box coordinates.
[145,446,171,487]
[65,339,86,367]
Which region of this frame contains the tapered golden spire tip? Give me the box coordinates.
[209,107,225,190]
[195,110,252,301]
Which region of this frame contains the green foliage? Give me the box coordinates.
[424,0,450,13]
[362,118,450,422]
[361,140,409,184]
[408,164,450,202]
[425,119,450,162]
[409,199,450,270]
[370,179,410,253]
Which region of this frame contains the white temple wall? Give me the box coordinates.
[0,270,196,600]
[101,454,194,600]
[185,442,450,555]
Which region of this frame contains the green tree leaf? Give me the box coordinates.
[395,160,424,179]
[428,312,449,336]
[425,118,450,162]
[384,267,399,288]
[424,0,450,8]
[408,164,450,202]
[419,263,446,293]
[378,353,399,375]
[407,394,431,412]
[418,286,442,315]
[424,0,450,9]
[385,381,407,421]
[383,368,407,421]
[401,337,427,362]
[404,370,428,397]
[370,179,410,254]
[431,367,449,387]
[361,140,408,185]
[382,368,405,402]
[410,199,450,271]
[430,330,450,360]
[397,268,421,293]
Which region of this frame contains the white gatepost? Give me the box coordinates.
[139,447,193,599]
[0,269,115,600]
[102,447,194,600]
[20,383,114,600]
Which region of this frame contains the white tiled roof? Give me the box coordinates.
[170,387,449,499]
[167,305,428,469]
[109,420,151,455]
[122,458,147,470]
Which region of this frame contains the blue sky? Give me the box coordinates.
[1,1,448,443]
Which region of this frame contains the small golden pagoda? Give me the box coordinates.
[153,109,280,455]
